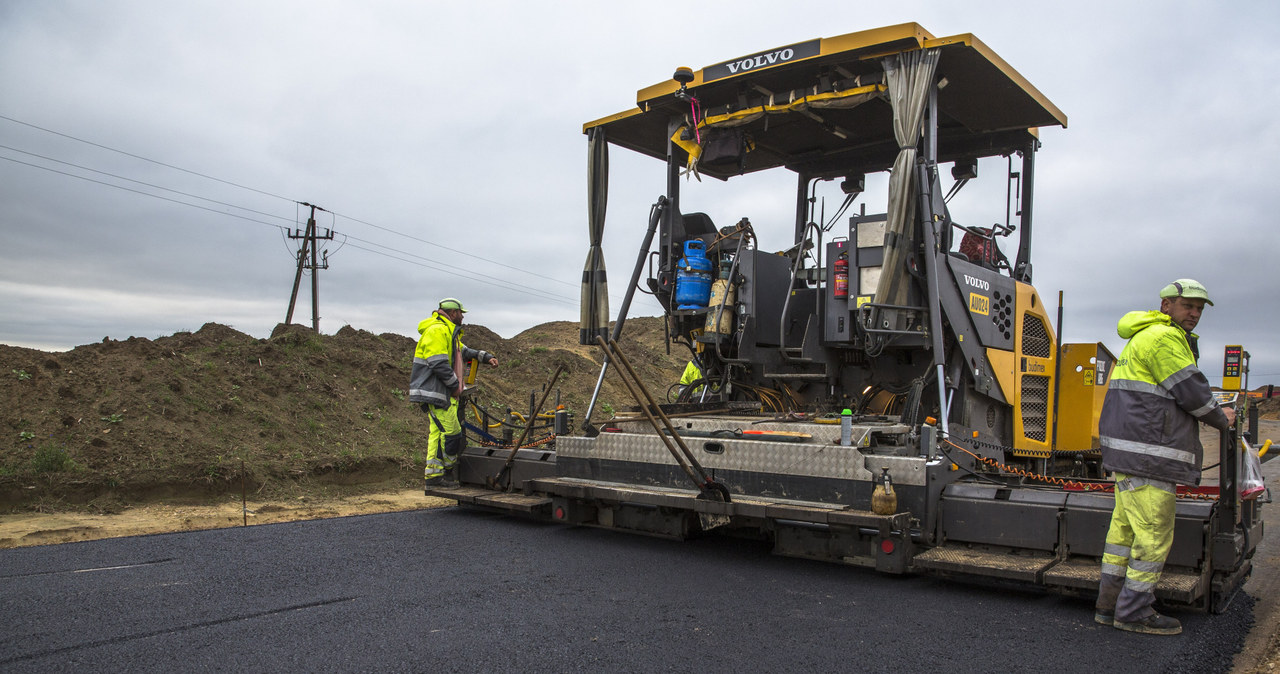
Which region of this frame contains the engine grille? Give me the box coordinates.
[1021,374,1049,441]
[1021,314,1052,358]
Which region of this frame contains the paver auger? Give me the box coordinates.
[430,23,1262,612]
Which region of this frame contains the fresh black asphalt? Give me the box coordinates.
[0,506,1253,673]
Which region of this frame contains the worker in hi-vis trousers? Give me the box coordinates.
[408,298,498,488]
[1094,279,1234,635]
[678,360,704,396]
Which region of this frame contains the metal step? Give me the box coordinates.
[914,548,1205,604]
[425,485,552,514]
[423,485,493,504]
[912,546,1054,582]
[1041,556,1203,604]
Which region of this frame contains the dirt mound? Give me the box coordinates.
[0,318,686,512]
[1257,394,1280,421]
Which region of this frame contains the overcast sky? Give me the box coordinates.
[2,1,1277,387]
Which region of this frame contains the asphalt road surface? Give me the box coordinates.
[0,504,1256,673]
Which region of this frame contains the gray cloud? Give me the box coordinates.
[2,1,1277,387]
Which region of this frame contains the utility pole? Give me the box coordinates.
[285,202,333,331]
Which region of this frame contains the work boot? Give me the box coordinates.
[442,467,459,487]
[1113,612,1181,635]
[1095,572,1123,626]
[424,475,444,495]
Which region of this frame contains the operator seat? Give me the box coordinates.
[959,228,999,270]
[679,212,717,243]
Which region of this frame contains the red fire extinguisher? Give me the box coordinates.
[833,253,849,299]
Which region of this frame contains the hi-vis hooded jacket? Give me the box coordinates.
[1099,310,1230,485]
[408,312,492,409]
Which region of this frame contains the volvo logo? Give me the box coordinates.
[725,49,795,74]
[703,40,821,83]
[963,274,990,291]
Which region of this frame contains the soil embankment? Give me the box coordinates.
[0,318,684,516]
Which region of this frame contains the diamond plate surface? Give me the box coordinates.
[913,546,1052,581]
[1042,556,1201,600]
[559,430,927,486]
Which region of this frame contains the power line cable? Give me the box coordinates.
[0,113,297,203]
[2,114,578,290]
[0,143,296,225]
[1,151,583,307]
[339,233,577,304]
[1,114,624,303]
[0,154,288,231]
[340,240,578,307]
[329,209,577,289]
[0,112,570,285]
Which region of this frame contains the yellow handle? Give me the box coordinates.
[1261,439,1273,458]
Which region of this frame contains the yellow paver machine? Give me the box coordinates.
[432,23,1263,612]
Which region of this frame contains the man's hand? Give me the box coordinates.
[1224,406,1237,427]
[487,357,499,368]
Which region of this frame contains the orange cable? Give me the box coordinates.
[942,438,1216,500]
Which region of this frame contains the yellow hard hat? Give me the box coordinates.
[438,298,467,313]
[1159,279,1213,306]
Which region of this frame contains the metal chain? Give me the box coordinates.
[944,437,1217,501]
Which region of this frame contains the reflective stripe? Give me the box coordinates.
[1124,577,1156,593]
[411,388,448,404]
[1101,435,1195,466]
[1104,543,1131,558]
[1109,378,1171,398]
[1129,558,1164,574]
[1101,562,1128,576]
[424,459,444,479]
[1160,364,1198,390]
[1187,401,1216,418]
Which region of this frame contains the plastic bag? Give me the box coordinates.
[1240,437,1265,500]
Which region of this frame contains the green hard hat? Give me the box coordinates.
[438,297,467,312]
[1159,279,1213,306]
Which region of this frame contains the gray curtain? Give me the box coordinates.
[874,48,940,307]
[580,127,610,345]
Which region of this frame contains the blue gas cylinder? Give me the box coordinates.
[675,240,713,309]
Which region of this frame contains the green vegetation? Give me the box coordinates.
[31,443,77,473]
[12,369,30,381]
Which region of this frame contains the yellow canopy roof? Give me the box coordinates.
[584,23,1066,180]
